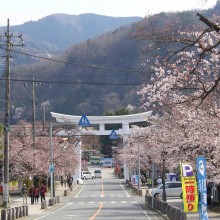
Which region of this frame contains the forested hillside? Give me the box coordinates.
[0,2,219,123]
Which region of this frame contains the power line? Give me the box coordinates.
[0,46,147,74]
[8,77,142,86]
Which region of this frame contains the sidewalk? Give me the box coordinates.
[8,182,79,218]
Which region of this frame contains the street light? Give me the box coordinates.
[161,150,167,202]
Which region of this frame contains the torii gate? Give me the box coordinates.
[51,111,152,183]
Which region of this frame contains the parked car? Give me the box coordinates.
[81,171,95,180]
[151,181,182,199]
[94,169,102,178]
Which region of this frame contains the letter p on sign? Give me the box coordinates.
[182,164,194,177]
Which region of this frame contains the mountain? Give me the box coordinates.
[2,13,142,56]
[0,3,219,123]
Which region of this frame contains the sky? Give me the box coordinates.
[0,0,217,26]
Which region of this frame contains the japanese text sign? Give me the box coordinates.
[181,162,198,212]
[197,156,209,220]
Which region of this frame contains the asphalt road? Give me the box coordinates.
[32,167,165,220]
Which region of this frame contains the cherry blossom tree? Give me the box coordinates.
[137,13,220,110]
[127,104,220,183]
[8,120,79,180]
[130,11,220,183]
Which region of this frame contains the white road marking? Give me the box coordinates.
[120,181,131,197]
[33,203,71,220]
[74,184,85,198]
[132,201,138,204]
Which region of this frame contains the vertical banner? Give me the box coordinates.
[197,156,209,220]
[180,162,198,212]
[132,175,138,186]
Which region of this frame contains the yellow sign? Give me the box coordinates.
[9,181,18,191]
[180,162,198,212]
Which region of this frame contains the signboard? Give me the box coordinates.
[180,162,198,213]
[49,164,55,173]
[132,175,138,186]
[78,114,90,127]
[197,156,209,220]
[100,158,113,167]
[109,129,118,140]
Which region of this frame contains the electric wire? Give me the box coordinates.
[0,45,147,74]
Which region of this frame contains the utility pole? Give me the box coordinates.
[1,19,24,208]
[42,103,45,131]
[162,150,167,202]
[32,77,36,148]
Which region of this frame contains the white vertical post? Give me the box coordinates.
[138,138,140,190]
[78,140,82,181]
[74,138,82,183]
[122,122,130,181]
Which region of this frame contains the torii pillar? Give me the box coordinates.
[51,111,152,182]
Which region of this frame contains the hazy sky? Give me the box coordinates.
[0,0,217,26]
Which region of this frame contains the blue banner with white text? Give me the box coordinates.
[196,156,209,220]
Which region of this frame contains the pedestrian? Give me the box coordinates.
[67,174,70,187]
[147,177,152,188]
[64,175,67,187]
[29,185,35,204]
[141,175,146,186]
[60,176,64,187]
[69,175,73,187]
[34,186,40,204]
[21,184,28,204]
[40,184,47,202]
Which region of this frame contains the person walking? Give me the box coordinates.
[64,175,67,187]
[141,175,146,186]
[29,185,35,204]
[21,184,28,204]
[40,184,47,202]
[147,177,153,188]
[60,176,64,187]
[34,186,40,204]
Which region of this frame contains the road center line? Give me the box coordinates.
[89,202,103,220]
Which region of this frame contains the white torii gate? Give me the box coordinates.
[51,111,152,182]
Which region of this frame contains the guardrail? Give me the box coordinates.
[126,179,142,196]
[145,194,187,220]
[1,205,28,220]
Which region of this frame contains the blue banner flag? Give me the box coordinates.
[196,156,209,220]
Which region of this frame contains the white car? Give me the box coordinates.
[81,171,95,180]
[151,181,182,199]
[94,170,102,178]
